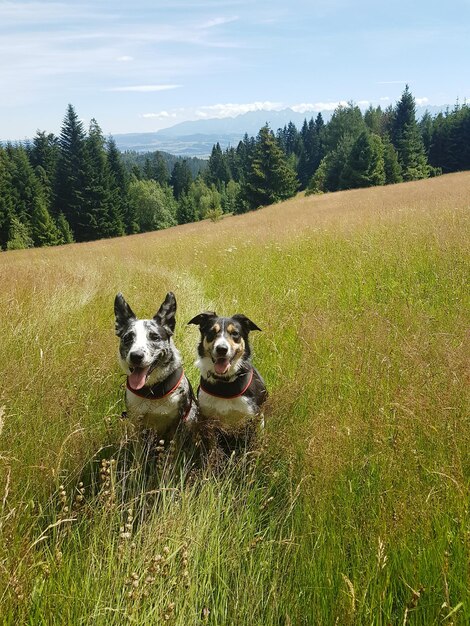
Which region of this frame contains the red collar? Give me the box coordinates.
[199,368,254,399]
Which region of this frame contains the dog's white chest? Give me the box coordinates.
[126,389,180,432]
[198,390,256,429]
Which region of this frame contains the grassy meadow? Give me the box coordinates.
[0,172,469,624]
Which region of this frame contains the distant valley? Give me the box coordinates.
[113,105,448,156]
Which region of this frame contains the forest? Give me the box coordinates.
[1,86,469,250]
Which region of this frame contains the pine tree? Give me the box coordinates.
[383,139,403,184]
[107,137,136,234]
[242,125,298,211]
[82,119,124,239]
[54,104,89,240]
[6,216,33,250]
[419,111,434,156]
[341,131,385,189]
[56,212,74,244]
[325,103,365,152]
[30,131,59,208]
[143,152,169,185]
[205,142,230,188]
[170,160,193,199]
[391,86,430,181]
[0,148,13,249]
[364,105,383,135]
[176,193,196,225]
[297,117,323,188]
[8,146,60,246]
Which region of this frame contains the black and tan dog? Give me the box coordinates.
[114,292,196,440]
[188,311,267,441]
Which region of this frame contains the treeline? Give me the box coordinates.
[1,88,469,250]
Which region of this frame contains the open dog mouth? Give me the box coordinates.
[128,360,159,390]
[128,366,151,390]
[213,357,232,376]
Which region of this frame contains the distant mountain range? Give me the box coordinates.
[113,105,449,157]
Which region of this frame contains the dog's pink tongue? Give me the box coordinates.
[128,366,150,390]
[214,358,230,375]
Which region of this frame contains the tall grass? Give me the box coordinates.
[0,173,469,624]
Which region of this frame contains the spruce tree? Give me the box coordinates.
[30,131,59,208]
[341,131,385,189]
[107,137,136,234]
[205,142,230,188]
[242,125,298,210]
[391,86,430,180]
[56,212,74,244]
[383,139,403,184]
[297,117,323,188]
[0,148,13,249]
[170,160,192,199]
[6,216,33,250]
[54,104,88,240]
[83,119,124,239]
[8,146,60,246]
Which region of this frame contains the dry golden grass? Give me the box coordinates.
[0,172,469,624]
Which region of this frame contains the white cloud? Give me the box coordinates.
[195,101,284,118]
[106,84,181,92]
[380,96,390,102]
[291,101,347,113]
[116,55,134,62]
[141,111,178,119]
[415,97,429,106]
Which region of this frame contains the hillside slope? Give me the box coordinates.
[0,173,469,624]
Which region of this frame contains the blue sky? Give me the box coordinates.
[1,0,469,139]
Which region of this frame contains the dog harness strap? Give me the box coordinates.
[199,368,254,399]
[126,367,185,400]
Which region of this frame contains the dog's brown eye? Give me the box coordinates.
[149,332,160,341]
[123,332,135,344]
[231,331,240,340]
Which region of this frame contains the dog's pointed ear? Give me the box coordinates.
[187,311,217,329]
[232,314,262,333]
[154,292,177,335]
[114,293,136,336]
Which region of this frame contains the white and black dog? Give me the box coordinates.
[188,312,267,437]
[114,292,196,439]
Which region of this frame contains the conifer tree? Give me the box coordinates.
[341,131,385,189]
[325,103,365,152]
[8,146,60,246]
[0,148,14,249]
[143,152,169,185]
[107,137,136,234]
[56,212,74,244]
[383,139,403,184]
[391,86,430,180]
[54,104,89,239]
[242,125,298,211]
[82,119,124,239]
[170,160,193,199]
[30,131,58,207]
[6,216,33,250]
[205,142,230,188]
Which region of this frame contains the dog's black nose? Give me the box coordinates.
[215,345,228,356]
[129,350,145,364]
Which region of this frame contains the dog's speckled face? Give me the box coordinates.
[188,312,261,378]
[114,292,177,389]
